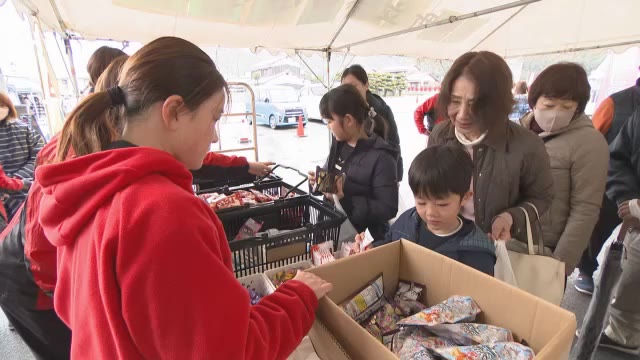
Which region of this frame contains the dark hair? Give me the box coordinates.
[409,144,473,199]
[515,81,528,95]
[341,64,368,85]
[57,37,229,161]
[437,51,514,131]
[319,84,388,140]
[94,55,130,136]
[87,46,128,88]
[528,63,591,114]
[0,92,18,121]
[95,55,129,92]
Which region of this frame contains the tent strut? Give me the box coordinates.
[468,3,530,52]
[332,0,541,52]
[506,39,640,58]
[328,0,361,49]
[295,51,325,87]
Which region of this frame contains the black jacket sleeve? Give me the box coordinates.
[344,152,398,226]
[380,104,403,182]
[607,109,640,205]
[458,251,496,276]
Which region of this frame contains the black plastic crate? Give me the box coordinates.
[197,180,309,215]
[216,196,346,277]
[193,173,282,193]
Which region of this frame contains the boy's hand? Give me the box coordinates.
[490,213,513,241]
[620,199,640,221]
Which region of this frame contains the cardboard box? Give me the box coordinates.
[308,240,576,360]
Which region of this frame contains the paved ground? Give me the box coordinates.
[1,96,637,359]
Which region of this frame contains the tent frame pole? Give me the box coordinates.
[328,0,361,49]
[332,0,541,52]
[296,52,325,86]
[505,39,640,58]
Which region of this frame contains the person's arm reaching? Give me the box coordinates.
[202,152,248,167]
[0,165,25,191]
[120,201,327,360]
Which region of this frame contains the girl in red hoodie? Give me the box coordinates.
[37,36,331,360]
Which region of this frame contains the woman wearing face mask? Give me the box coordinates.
[520,63,609,275]
[428,51,553,244]
[309,84,399,243]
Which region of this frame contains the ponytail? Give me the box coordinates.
[56,91,119,162]
[321,84,390,141]
[369,111,389,141]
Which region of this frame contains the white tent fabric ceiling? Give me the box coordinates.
[15,0,640,59]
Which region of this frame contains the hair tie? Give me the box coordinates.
[107,86,126,106]
[368,107,377,119]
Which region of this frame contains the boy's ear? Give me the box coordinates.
[461,191,473,205]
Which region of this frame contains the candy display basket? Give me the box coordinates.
[218,196,345,277]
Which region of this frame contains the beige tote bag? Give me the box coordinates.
[503,204,566,305]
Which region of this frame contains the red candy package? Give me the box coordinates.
[213,193,243,211]
[250,189,273,203]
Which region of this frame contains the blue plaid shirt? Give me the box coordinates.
[509,94,530,122]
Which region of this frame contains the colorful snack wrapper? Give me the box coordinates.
[213,193,243,210]
[398,296,481,327]
[340,274,385,324]
[410,327,458,349]
[427,323,514,346]
[397,337,437,360]
[433,342,535,360]
[250,189,273,203]
[269,266,307,288]
[234,218,264,241]
[394,281,427,316]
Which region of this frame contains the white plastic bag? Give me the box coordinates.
[494,240,518,287]
[332,194,358,247]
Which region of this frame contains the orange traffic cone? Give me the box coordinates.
[296,115,306,137]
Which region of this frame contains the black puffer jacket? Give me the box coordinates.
[367,91,403,181]
[324,135,399,242]
[608,108,640,204]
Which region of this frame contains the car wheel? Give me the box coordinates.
[269,115,277,129]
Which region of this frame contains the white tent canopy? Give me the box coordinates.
[14,0,640,59]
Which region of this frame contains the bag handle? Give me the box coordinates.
[518,207,535,255]
[523,202,545,255]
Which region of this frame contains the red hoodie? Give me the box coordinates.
[37,146,318,359]
[414,93,444,135]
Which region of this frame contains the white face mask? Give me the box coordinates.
[0,107,9,120]
[533,108,574,133]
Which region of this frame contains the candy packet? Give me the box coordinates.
[427,323,514,346]
[363,302,403,346]
[340,274,385,324]
[234,218,264,241]
[269,266,307,288]
[397,337,438,360]
[433,342,535,360]
[410,327,458,349]
[311,241,336,266]
[398,296,481,327]
[314,167,342,194]
[393,281,427,316]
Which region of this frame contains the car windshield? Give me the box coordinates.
[269,88,298,102]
